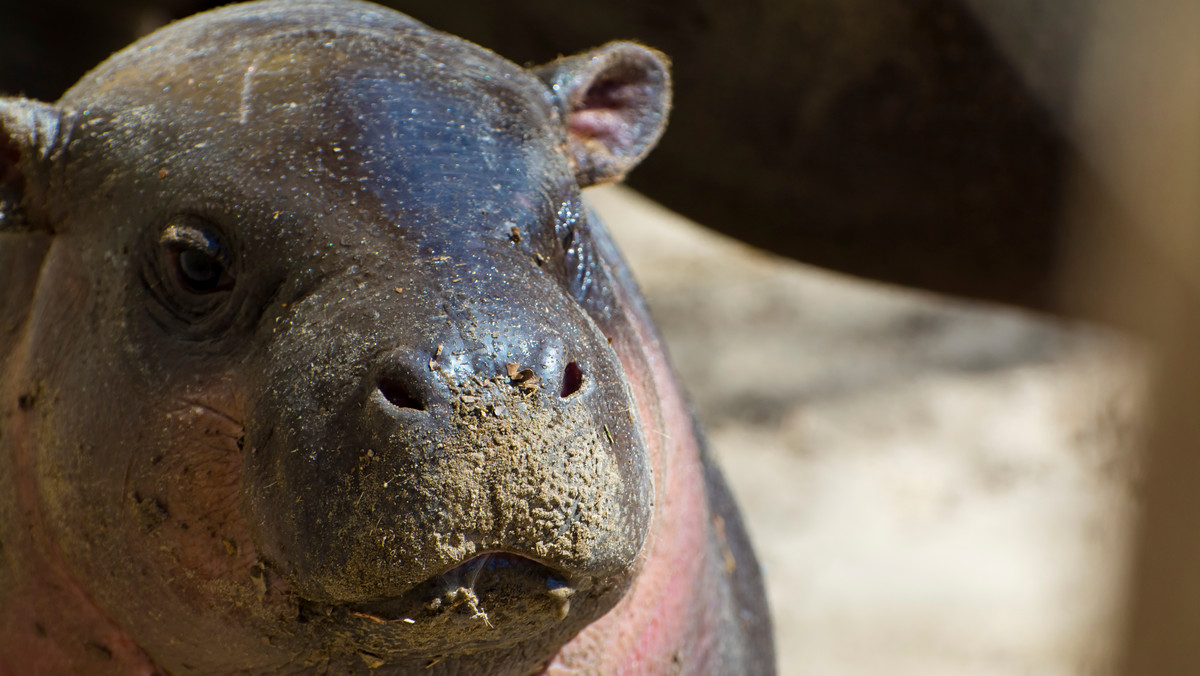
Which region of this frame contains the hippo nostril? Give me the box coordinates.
[379,377,425,411]
[560,361,584,398]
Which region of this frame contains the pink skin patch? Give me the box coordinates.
[0,344,161,675]
[541,271,722,674]
[135,394,260,588]
[569,108,636,150]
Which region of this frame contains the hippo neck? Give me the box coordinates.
[0,313,160,675]
[542,215,764,673]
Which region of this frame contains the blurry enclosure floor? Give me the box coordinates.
[592,186,1145,676]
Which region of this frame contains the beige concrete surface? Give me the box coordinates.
[590,186,1146,676]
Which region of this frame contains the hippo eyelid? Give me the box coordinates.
[160,222,227,263]
[158,217,234,268]
[157,215,236,295]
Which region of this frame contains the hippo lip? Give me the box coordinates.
[342,552,577,626]
[293,552,599,661]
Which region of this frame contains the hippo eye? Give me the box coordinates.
[159,218,234,295]
[175,248,226,292]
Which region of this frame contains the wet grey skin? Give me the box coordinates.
[0,0,774,674]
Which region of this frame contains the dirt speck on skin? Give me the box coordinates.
[133,492,168,532]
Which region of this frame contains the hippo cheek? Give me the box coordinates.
[120,393,291,605]
[239,298,652,657]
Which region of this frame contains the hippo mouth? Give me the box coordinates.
[349,552,575,624]
[305,552,586,657]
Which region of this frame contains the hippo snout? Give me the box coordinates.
[241,280,652,652]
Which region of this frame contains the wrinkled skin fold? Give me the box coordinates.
[0,1,774,673]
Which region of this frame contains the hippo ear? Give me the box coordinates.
[535,42,672,187]
[0,97,63,232]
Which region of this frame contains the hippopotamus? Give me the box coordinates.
[0,0,773,673]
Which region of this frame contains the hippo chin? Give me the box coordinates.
[0,0,774,673]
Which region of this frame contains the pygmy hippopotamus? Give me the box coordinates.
[0,0,774,673]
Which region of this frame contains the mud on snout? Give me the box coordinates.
[241,320,652,657]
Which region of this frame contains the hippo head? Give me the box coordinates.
[0,0,670,672]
